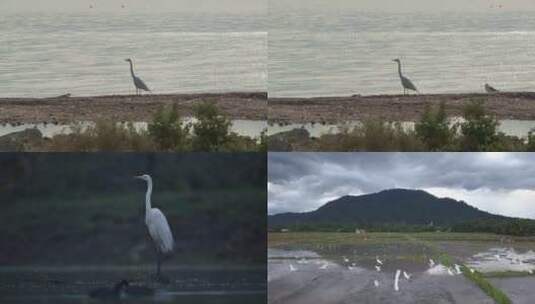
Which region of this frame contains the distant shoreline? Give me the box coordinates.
[0,92,267,124]
[268,92,535,124]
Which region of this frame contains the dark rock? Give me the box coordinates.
[0,128,44,151]
[268,128,310,151]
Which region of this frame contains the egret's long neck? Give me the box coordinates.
[129,61,135,78]
[145,179,153,214]
[397,61,403,78]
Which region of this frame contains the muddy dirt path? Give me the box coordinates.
[268,92,535,124]
[0,92,267,124]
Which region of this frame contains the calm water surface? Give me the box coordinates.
[0,13,267,97]
[269,3,535,97]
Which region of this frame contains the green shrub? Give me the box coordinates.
[415,102,456,150]
[191,102,232,151]
[459,99,500,151]
[148,104,190,151]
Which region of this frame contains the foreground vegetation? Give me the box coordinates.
[269,99,535,151]
[37,102,266,151]
[269,218,535,237]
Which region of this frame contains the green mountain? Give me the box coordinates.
[269,189,509,228]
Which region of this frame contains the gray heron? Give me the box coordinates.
[135,174,174,281]
[484,83,499,93]
[393,59,419,95]
[125,58,151,95]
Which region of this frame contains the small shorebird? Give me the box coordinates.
[484,83,499,93]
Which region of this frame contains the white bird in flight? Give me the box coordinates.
[394,270,401,291]
[403,271,411,280]
[376,256,383,265]
[135,174,174,281]
[289,264,297,272]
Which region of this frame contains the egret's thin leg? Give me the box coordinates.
[157,253,162,277]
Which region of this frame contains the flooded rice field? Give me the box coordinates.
[268,233,535,304]
[0,267,266,304]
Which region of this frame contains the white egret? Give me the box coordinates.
[375,265,381,272]
[135,174,174,280]
[470,268,476,274]
[454,264,462,274]
[447,268,454,276]
[393,59,419,95]
[394,270,401,291]
[374,280,380,287]
[289,264,297,272]
[319,263,329,270]
[403,271,411,280]
[376,256,383,265]
[429,259,435,267]
[343,256,349,263]
[125,58,151,95]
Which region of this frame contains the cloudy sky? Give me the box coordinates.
[268,153,535,219]
[0,0,265,14]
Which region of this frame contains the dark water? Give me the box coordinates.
[0,267,266,304]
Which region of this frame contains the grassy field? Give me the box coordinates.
[1,189,266,266]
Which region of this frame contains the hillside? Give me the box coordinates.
[269,189,509,228]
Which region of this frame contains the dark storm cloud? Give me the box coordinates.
[268,153,535,218]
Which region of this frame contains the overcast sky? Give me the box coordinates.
[0,0,266,14]
[268,153,535,219]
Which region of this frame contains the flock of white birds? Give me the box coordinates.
[285,255,481,292]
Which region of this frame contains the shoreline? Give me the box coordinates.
[0,92,267,124]
[268,92,535,124]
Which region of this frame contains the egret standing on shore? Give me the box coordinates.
[393,59,419,95]
[135,174,174,281]
[125,58,151,95]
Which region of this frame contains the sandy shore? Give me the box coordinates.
[0,92,267,124]
[268,92,535,124]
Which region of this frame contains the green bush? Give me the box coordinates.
[148,103,190,151]
[191,102,232,151]
[459,99,500,151]
[415,102,456,150]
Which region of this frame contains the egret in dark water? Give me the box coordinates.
[125,58,151,95]
[484,83,499,93]
[393,59,419,95]
[135,174,174,282]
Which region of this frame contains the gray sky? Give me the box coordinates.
[271,0,535,12]
[268,153,535,219]
[0,0,266,14]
